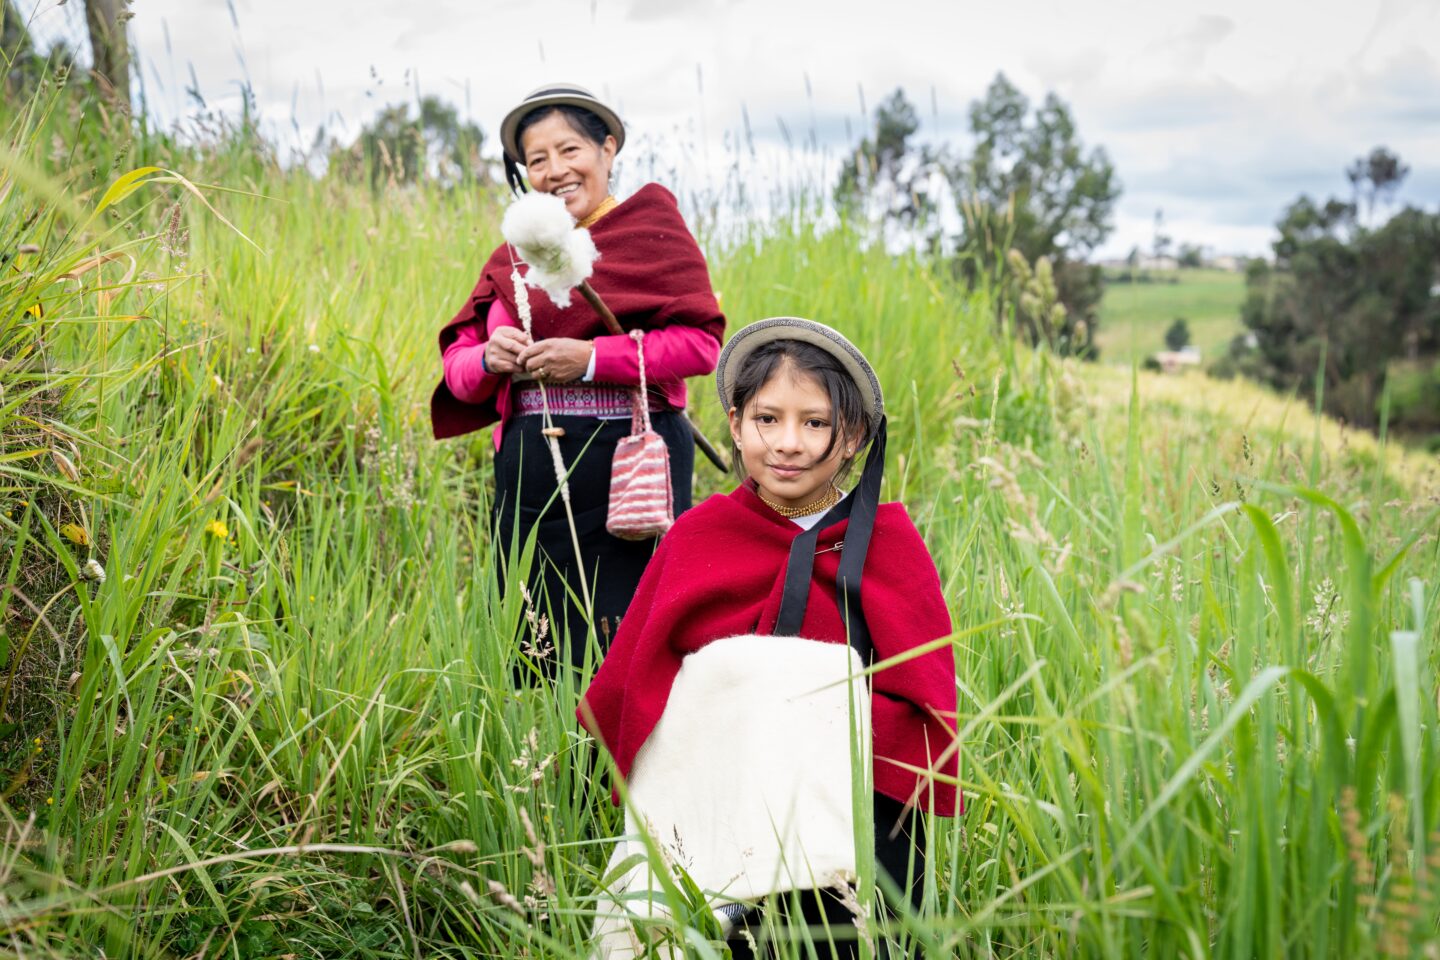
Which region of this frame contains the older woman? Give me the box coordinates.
[432,83,725,674]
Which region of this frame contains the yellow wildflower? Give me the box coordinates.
[204,519,229,540]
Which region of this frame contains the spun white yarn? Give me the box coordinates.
[501,196,593,615]
[501,192,600,308]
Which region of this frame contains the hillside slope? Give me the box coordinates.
[2,138,1437,956]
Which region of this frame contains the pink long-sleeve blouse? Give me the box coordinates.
[442,299,721,450]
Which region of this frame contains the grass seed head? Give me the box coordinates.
[49,449,80,482]
[485,878,525,915]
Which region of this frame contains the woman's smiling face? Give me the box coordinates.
[728,358,856,511]
[520,111,617,221]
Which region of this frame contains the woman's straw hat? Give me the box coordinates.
[499,83,626,162]
[715,317,884,432]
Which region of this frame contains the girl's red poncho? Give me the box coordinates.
[578,483,962,816]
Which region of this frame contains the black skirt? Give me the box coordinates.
[492,410,694,674]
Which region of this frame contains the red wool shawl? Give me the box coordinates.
[578,483,962,817]
[430,183,725,439]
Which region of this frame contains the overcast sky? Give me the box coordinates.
[26,0,1440,257]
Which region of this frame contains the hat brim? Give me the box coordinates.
[715,317,884,433]
[500,88,625,163]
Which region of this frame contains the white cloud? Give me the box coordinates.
[1149,13,1236,74]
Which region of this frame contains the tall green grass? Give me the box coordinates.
[1,87,1437,958]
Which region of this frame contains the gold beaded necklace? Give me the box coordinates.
[577,195,619,229]
[758,484,843,519]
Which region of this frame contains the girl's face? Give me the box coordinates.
[728,359,856,511]
[520,112,617,221]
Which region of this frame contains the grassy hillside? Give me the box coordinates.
[2,91,1438,958]
[1096,269,1247,367]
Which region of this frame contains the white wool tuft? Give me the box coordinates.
[501,192,600,308]
[501,192,572,250]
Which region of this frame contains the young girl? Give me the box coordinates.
[579,317,959,955]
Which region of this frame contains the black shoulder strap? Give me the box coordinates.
[774,494,854,637]
[772,417,888,669]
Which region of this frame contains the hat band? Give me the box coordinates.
[525,87,598,101]
[714,317,884,428]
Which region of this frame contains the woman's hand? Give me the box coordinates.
[484,326,533,375]
[517,337,594,383]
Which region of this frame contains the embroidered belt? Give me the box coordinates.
[512,382,666,418]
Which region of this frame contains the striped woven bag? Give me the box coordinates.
[606,330,674,540]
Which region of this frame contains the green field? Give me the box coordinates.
[1096,268,1247,366]
[3,86,1439,958]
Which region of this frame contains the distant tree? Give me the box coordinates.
[835,75,1120,357]
[834,88,944,248]
[2,0,39,93]
[84,0,130,108]
[2,1,31,58]
[1177,243,1205,269]
[1151,209,1172,262]
[1346,146,1410,223]
[1165,318,1192,351]
[947,72,1121,357]
[347,96,488,189]
[1230,148,1440,429]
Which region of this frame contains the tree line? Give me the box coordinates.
[9,9,1433,440]
[1215,148,1440,438]
[3,3,491,190]
[837,85,1438,441]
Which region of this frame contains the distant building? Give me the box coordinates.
[1099,253,1253,274]
[1154,345,1202,374]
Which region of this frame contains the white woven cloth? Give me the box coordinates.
[591,633,871,957]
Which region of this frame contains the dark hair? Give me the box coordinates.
[504,105,612,194]
[727,339,870,482]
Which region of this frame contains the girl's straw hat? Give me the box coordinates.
[715,317,884,431]
[499,83,626,162]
